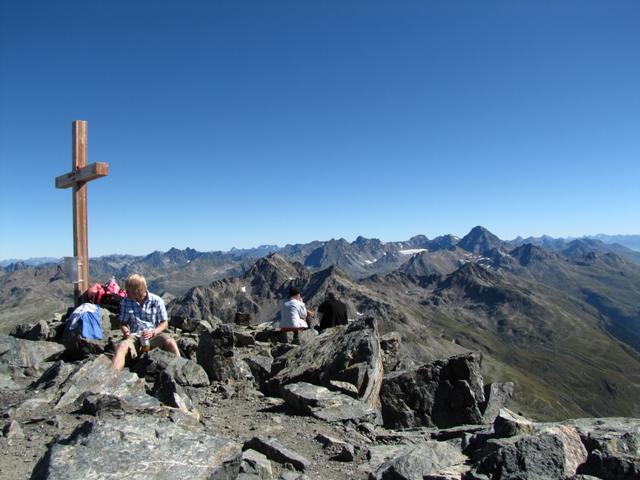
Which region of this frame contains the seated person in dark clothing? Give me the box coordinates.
[317,291,348,332]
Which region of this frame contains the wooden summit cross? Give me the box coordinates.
[55,121,109,305]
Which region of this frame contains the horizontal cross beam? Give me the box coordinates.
[55,162,109,189]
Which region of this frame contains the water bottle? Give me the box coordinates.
[141,332,151,353]
[137,318,151,353]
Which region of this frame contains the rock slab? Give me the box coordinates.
[281,381,378,424]
[34,415,242,479]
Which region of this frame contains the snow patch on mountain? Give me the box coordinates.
[399,249,427,255]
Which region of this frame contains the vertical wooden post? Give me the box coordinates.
[56,121,109,307]
[72,121,89,305]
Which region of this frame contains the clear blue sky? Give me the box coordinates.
[1,0,639,259]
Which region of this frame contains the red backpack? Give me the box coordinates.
[87,283,105,304]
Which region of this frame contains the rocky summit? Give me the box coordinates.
[1,310,639,480]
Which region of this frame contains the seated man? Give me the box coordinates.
[111,273,180,370]
[317,290,348,332]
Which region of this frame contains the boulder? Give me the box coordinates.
[243,354,273,391]
[235,330,257,347]
[170,315,200,333]
[33,415,242,479]
[333,443,356,462]
[79,393,155,417]
[54,355,162,412]
[315,433,355,462]
[380,352,485,429]
[380,331,416,372]
[370,441,467,480]
[240,449,273,478]
[46,321,67,341]
[197,324,242,382]
[281,382,378,424]
[474,427,587,480]
[29,360,75,391]
[10,322,34,339]
[329,380,360,397]
[480,382,514,424]
[196,320,215,333]
[494,408,535,437]
[540,425,589,478]
[177,335,199,361]
[367,445,413,473]
[169,312,222,332]
[0,334,65,369]
[243,436,311,472]
[11,320,50,341]
[152,370,194,412]
[132,348,210,387]
[567,417,640,479]
[269,318,384,409]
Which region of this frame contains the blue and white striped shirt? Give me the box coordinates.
[119,292,168,334]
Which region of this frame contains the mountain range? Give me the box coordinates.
[2,232,639,268]
[1,226,639,421]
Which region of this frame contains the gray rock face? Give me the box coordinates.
[0,334,65,369]
[269,318,384,409]
[132,348,210,387]
[281,382,378,424]
[380,352,485,429]
[34,415,242,479]
[197,324,241,382]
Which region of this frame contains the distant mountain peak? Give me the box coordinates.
[249,253,297,274]
[457,226,504,255]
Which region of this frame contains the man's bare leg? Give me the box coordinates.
[160,335,181,357]
[111,342,129,370]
